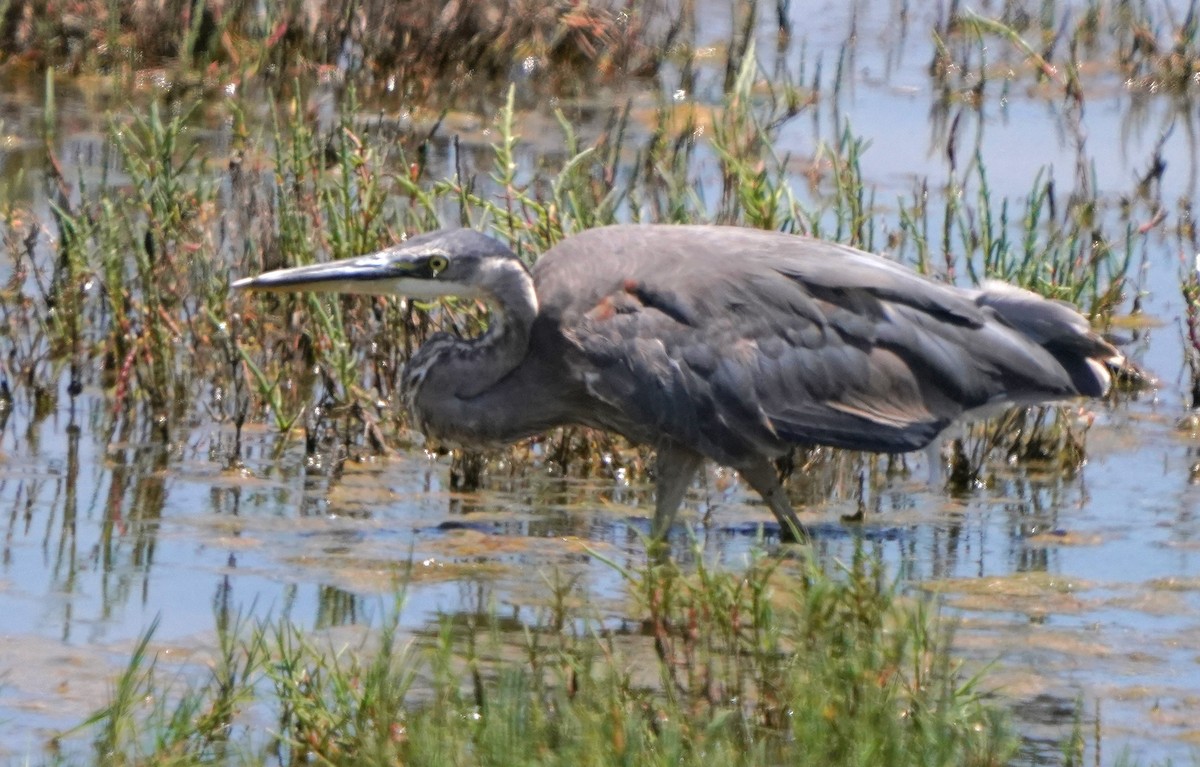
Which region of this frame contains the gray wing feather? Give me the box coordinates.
[970,280,1115,396]
[535,225,1111,464]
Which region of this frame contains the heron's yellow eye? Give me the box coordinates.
[428,254,449,276]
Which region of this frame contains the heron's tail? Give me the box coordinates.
[974,280,1150,397]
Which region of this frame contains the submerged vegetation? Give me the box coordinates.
[0,0,1196,763]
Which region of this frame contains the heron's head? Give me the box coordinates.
[232,229,527,301]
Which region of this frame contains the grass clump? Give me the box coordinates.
[55,549,1015,766]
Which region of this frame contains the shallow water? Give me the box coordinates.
[3,0,1200,763]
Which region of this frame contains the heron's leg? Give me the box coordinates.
[651,444,705,540]
[738,461,809,543]
[925,437,946,487]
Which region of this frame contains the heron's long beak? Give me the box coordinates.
[233,250,442,298]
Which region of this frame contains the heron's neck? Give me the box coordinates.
[403,261,539,438]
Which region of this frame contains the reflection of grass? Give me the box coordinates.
[933,1,1200,96]
[58,548,1018,766]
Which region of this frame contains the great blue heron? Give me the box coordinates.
[234,225,1122,542]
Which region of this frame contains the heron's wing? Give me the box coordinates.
[560,270,958,459]
[540,225,1099,463]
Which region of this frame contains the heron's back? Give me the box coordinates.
[531,225,1115,464]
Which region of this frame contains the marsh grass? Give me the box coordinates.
[50,549,1017,766]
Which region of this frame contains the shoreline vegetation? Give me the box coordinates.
[57,550,1020,766]
[0,0,1191,763]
